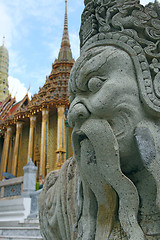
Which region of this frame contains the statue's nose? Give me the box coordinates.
[68,103,90,127]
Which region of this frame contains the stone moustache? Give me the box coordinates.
[39,0,160,239]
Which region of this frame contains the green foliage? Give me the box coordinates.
[36,182,40,191]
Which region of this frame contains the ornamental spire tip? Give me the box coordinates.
[2,36,5,46]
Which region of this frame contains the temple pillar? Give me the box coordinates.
[40,108,49,180]
[0,131,7,180]
[7,134,14,174]
[0,126,13,180]
[11,122,23,176]
[27,116,36,162]
[56,105,66,169]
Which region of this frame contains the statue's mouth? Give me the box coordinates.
[72,129,89,163]
[72,119,113,165]
[79,133,88,146]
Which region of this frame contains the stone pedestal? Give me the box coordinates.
[22,160,37,197]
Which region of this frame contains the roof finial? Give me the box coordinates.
[2,36,5,46]
[57,0,73,61]
[64,0,68,30]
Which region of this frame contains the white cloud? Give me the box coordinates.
[48,38,61,62]
[5,0,64,29]
[8,76,31,102]
[140,0,154,5]
[0,2,13,47]
[70,32,80,60]
[9,50,27,76]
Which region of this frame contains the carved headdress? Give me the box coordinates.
[80,0,160,116]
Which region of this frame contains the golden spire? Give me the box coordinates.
[58,0,73,61]
[0,36,9,102]
[64,0,68,30]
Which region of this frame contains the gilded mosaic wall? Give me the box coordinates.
[17,125,29,177]
[0,137,3,166]
[48,113,57,171]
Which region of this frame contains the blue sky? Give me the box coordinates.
[0,0,154,101]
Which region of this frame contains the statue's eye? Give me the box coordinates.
[88,77,103,92]
[69,94,75,103]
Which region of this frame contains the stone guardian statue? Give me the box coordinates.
[39,0,160,239]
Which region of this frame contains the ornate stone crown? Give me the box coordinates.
[80,0,160,116]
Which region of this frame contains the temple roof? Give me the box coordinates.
[0,94,29,121]
[0,95,16,121]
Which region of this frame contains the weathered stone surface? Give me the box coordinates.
[39,0,160,239]
[134,127,156,166]
[22,159,37,197]
[28,189,42,219]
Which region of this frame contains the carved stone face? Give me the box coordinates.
[68,46,146,173]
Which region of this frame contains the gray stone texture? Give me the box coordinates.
[28,189,42,219]
[0,219,42,240]
[39,0,160,239]
[23,159,37,197]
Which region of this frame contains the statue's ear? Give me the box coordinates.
[134,126,156,167]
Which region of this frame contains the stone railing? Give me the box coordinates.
[27,189,42,218]
[0,160,39,223]
[0,177,23,198]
